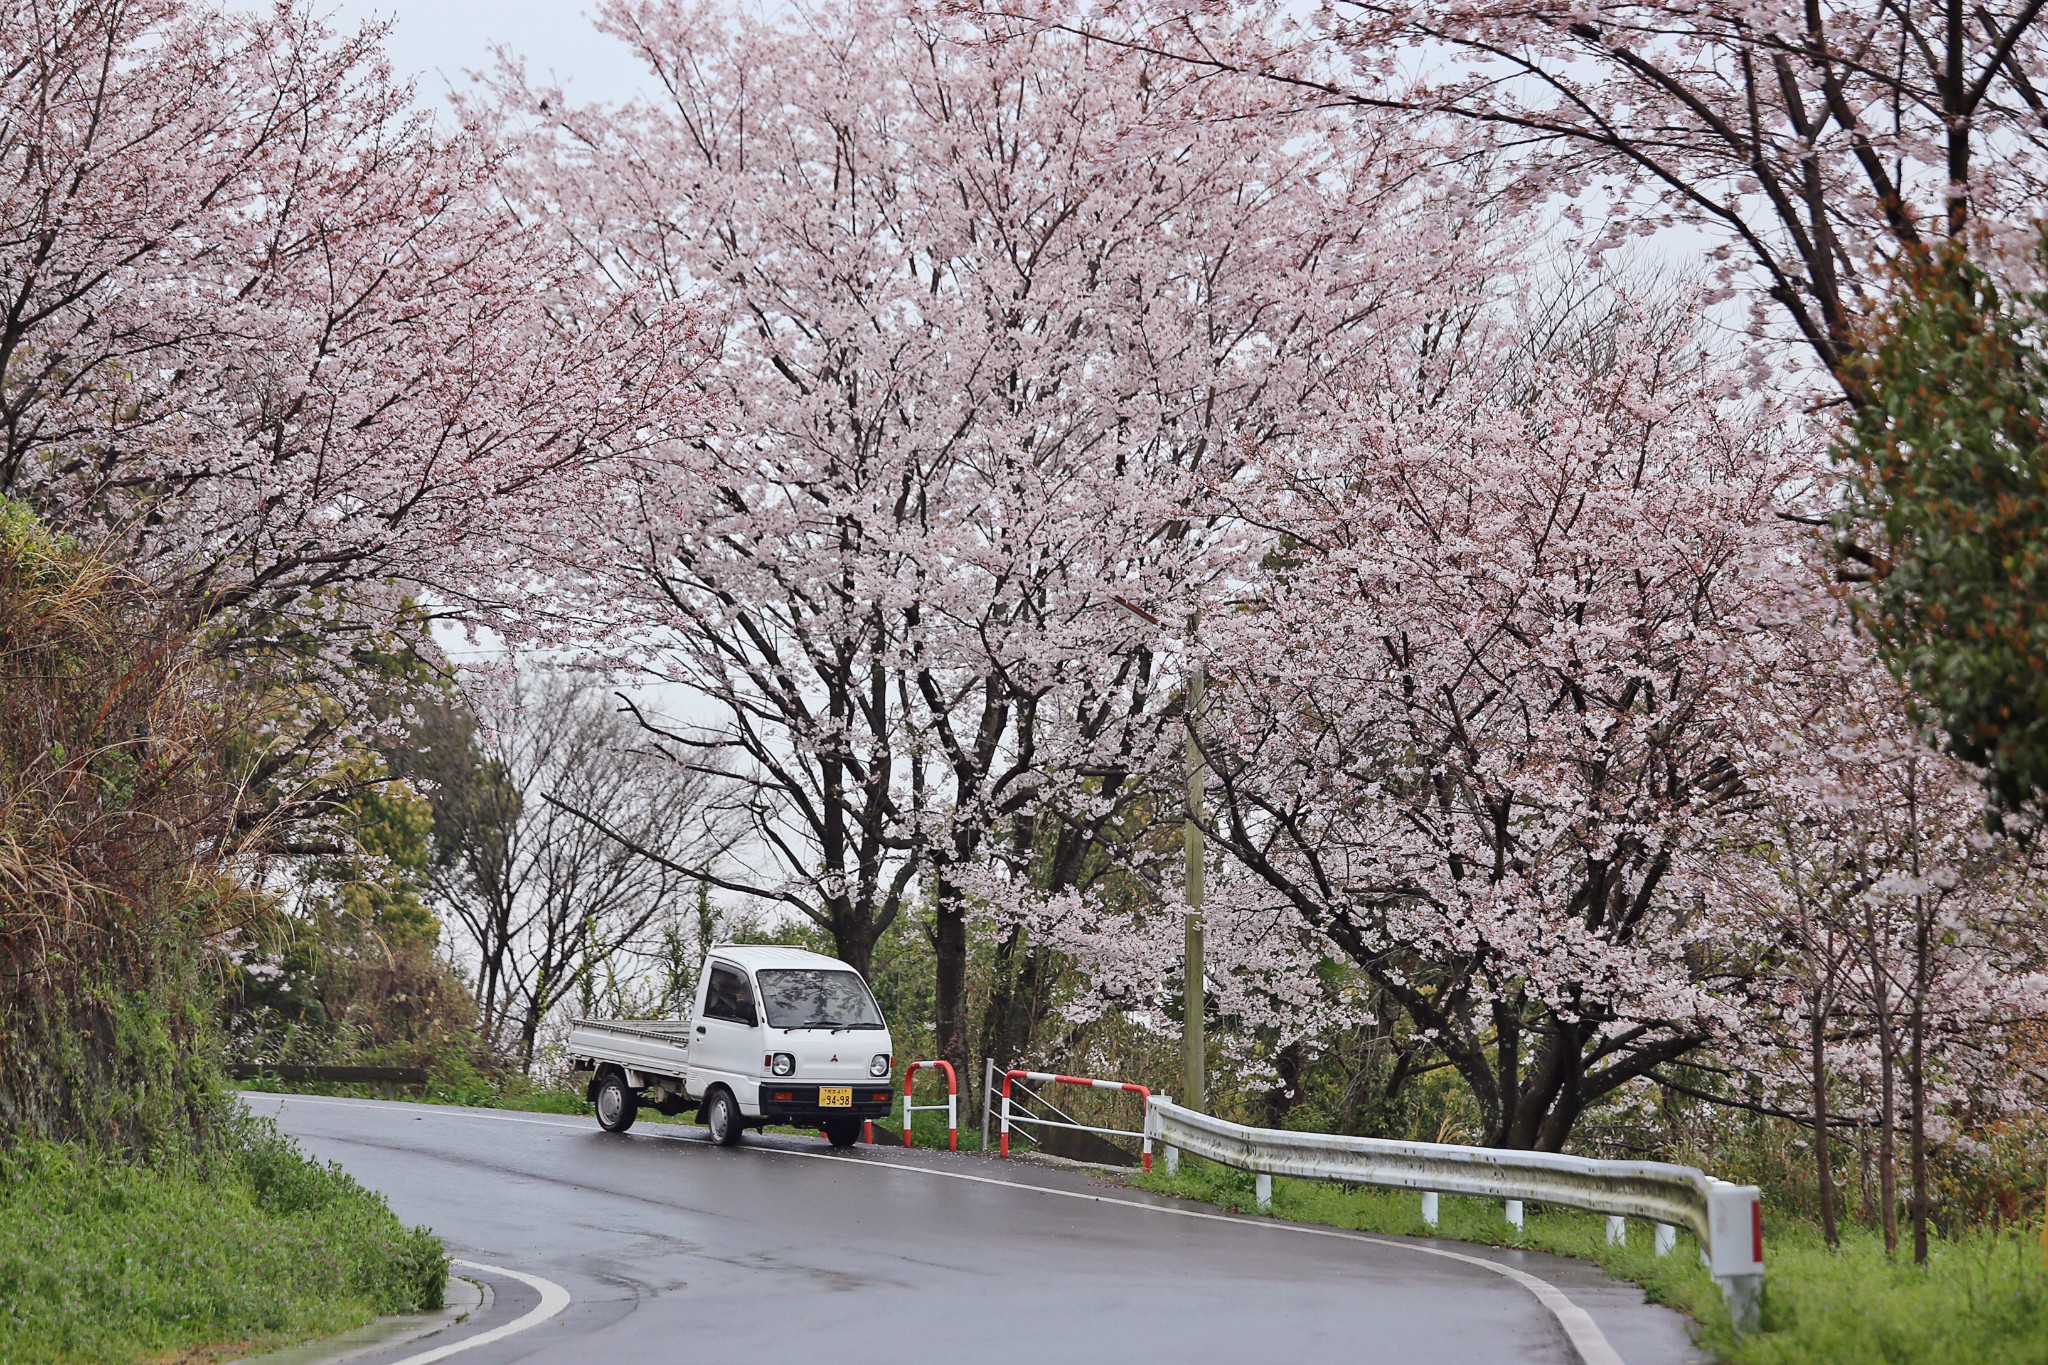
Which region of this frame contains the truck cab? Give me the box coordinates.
[569,944,895,1148]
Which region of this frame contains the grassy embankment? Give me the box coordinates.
[1134,1158,2048,1365]
[0,1117,447,1365]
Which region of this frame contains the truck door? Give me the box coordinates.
[688,960,760,1108]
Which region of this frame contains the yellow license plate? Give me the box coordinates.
[820,1087,852,1108]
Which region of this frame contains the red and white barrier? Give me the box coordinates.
[902,1060,958,1151]
[998,1069,1153,1172]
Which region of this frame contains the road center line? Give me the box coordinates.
[255,1094,1623,1365]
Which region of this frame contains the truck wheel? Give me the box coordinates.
[823,1118,861,1149]
[705,1088,743,1146]
[595,1070,637,1134]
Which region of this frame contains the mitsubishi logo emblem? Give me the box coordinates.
[830,1054,839,1062]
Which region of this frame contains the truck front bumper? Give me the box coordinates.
[755,1082,896,1124]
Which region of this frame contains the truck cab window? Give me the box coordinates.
[756,969,885,1030]
[703,964,756,1025]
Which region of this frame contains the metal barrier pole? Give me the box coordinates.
[999,1071,1015,1158]
[1421,1192,1439,1227]
[902,1060,959,1152]
[1606,1216,1626,1247]
[981,1057,995,1152]
[1655,1224,1676,1256]
[1505,1199,1525,1230]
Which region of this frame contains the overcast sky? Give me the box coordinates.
[325,1,659,103]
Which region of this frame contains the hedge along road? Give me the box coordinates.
[242,1094,1705,1365]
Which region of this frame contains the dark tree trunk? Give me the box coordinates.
[1856,1080,1875,1226]
[1495,1021,1587,1152]
[1878,1019,1899,1253]
[933,880,969,1104]
[1811,998,1839,1247]
[1909,911,1931,1263]
[827,897,878,981]
[1257,1042,1307,1129]
[976,924,1054,1121]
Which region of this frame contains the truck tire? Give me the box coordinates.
[595,1069,638,1134]
[705,1087,743,1146]
[823,1118,862,1149]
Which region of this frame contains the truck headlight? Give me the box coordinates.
[771,1053,795,1076]
[869,1054,890,1077]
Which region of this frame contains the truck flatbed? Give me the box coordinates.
[567,1017,693,1079]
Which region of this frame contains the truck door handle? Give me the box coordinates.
[695,1026,706,1034]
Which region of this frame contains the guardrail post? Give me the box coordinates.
[1655,1223,1676,1256]
[1147,1097,1177,1175]
[1505,1199,1524,1230]
[1605,1215,1626,1247]
[1421,1192,1439,1228]
[1707,1183,1765,1334]
[1255,1173,1272,1210]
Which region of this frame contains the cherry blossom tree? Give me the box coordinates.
[0,0,708,744]
[500,0,1463,1086]
[1018,0,2048,386]
[1726,608,2048,1259]
[1196,295,1804,1150]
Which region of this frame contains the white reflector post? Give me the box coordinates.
[1707,1183,1764,1332]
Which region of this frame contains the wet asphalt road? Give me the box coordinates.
[244,1094,1706,1365]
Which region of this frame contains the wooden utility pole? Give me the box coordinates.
[1112,594,1207,1113]
[1183,658,1206,1112]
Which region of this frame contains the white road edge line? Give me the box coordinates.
[255,1094,1623,1365]
[383,1260,569,1365]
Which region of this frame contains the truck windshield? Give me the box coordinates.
[755,969,885,1030]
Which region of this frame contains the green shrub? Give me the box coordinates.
[0,1115,445,1365]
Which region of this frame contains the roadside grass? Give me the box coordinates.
[1132,1159,2048,1365]
[0,1116,446,1365]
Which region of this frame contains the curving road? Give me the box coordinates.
[243,1094,1706,1365]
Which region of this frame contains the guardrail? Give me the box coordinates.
[1145,1098,1764,1330]
[229,1063,427,1084]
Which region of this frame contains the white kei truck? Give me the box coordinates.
[567,944,895,1148]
